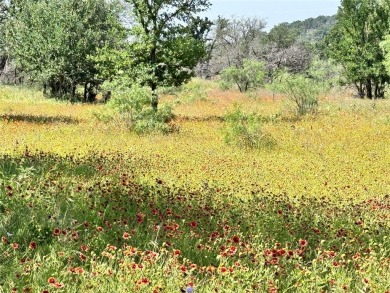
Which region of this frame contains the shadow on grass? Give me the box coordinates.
[0,113,80,124]
[175,115,224,122]
[1,150,388,271]
[0,151,103,179]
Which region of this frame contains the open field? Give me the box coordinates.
[0,84,389,292]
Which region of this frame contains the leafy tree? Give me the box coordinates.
[6,0,124,100]
[306,57,345,88]
[201,17,314,82]
[0,0,8,73]
[380,35,390,76]
[0,0,6,42]
[326,0,390,99]
[268,23,299,50]
[199,15,333,82]
[220,59,265,92]
[288,15,337,43]
[124,0,212,111]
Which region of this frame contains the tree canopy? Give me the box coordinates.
[0,0,8,70]
[6,0,125,99]
[380,35,390,76]
[326,0,390,99]
[122,0,212,110]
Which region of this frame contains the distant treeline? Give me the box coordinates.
[1,0,390,102]
[288,15,337,42]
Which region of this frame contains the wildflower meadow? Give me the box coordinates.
[0,84,389,292]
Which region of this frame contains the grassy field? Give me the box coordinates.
[0,83,389,292]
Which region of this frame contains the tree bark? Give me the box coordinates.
[355,81,365,98]
[83,82,88,102]
[236,82,242,92]
[151,83,158,112]
[71,83,76,98]
[366,79,372,99]
[374,82,385,99]
[150,43,158,111]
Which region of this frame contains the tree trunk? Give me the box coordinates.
[374,82,385,99]
[103,91,111,103]
[43,82,47,95]
[150,44,158,111]
[236,82,243,92]
[0,56,6,74]
[83,82,88,102]
[355,81,365,98]
[84,82,97,103]
[14,67,17,85]
[49,79,59,96]
[244,82,249,92]
[366,79,372,99]
[71,83,76,98]
[151,83,158,112]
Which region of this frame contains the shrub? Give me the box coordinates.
[177,78,211,103]
[102,82,175,134]
[222,106,276,149]
[220,59,266,92]
[306,57,345,89]
[270,73,323,116]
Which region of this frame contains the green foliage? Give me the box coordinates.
[271,73,323,116]
[325,0,390,99]
[156,85,180,96]
[0,0,8,78]
[222,106,275,149]
[287,15,337,43]
[131,104,174,134]
[123,0,212,110]
[0,0,6,50]
[177,78,213,103]
[268,22,300,49]
[268,15,337,48]
[105,83,174,134]
[380,35,390,78]
[108,84,152,116]
[307,57,345,88]
[6,0,125,97]
[92,45,139,85]
[220,59,266,92]
[0,0,5,22]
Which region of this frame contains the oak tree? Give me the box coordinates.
[124,0,212,110]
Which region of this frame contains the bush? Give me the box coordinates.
[131,103,175,134]
[222,106,276,149]
[270,73,323,116]
[306,57,345,89]
[177,78,212,103]
[220,59,265,92]
[101,82,175,134]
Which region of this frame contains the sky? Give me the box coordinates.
[203,0,341,30]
